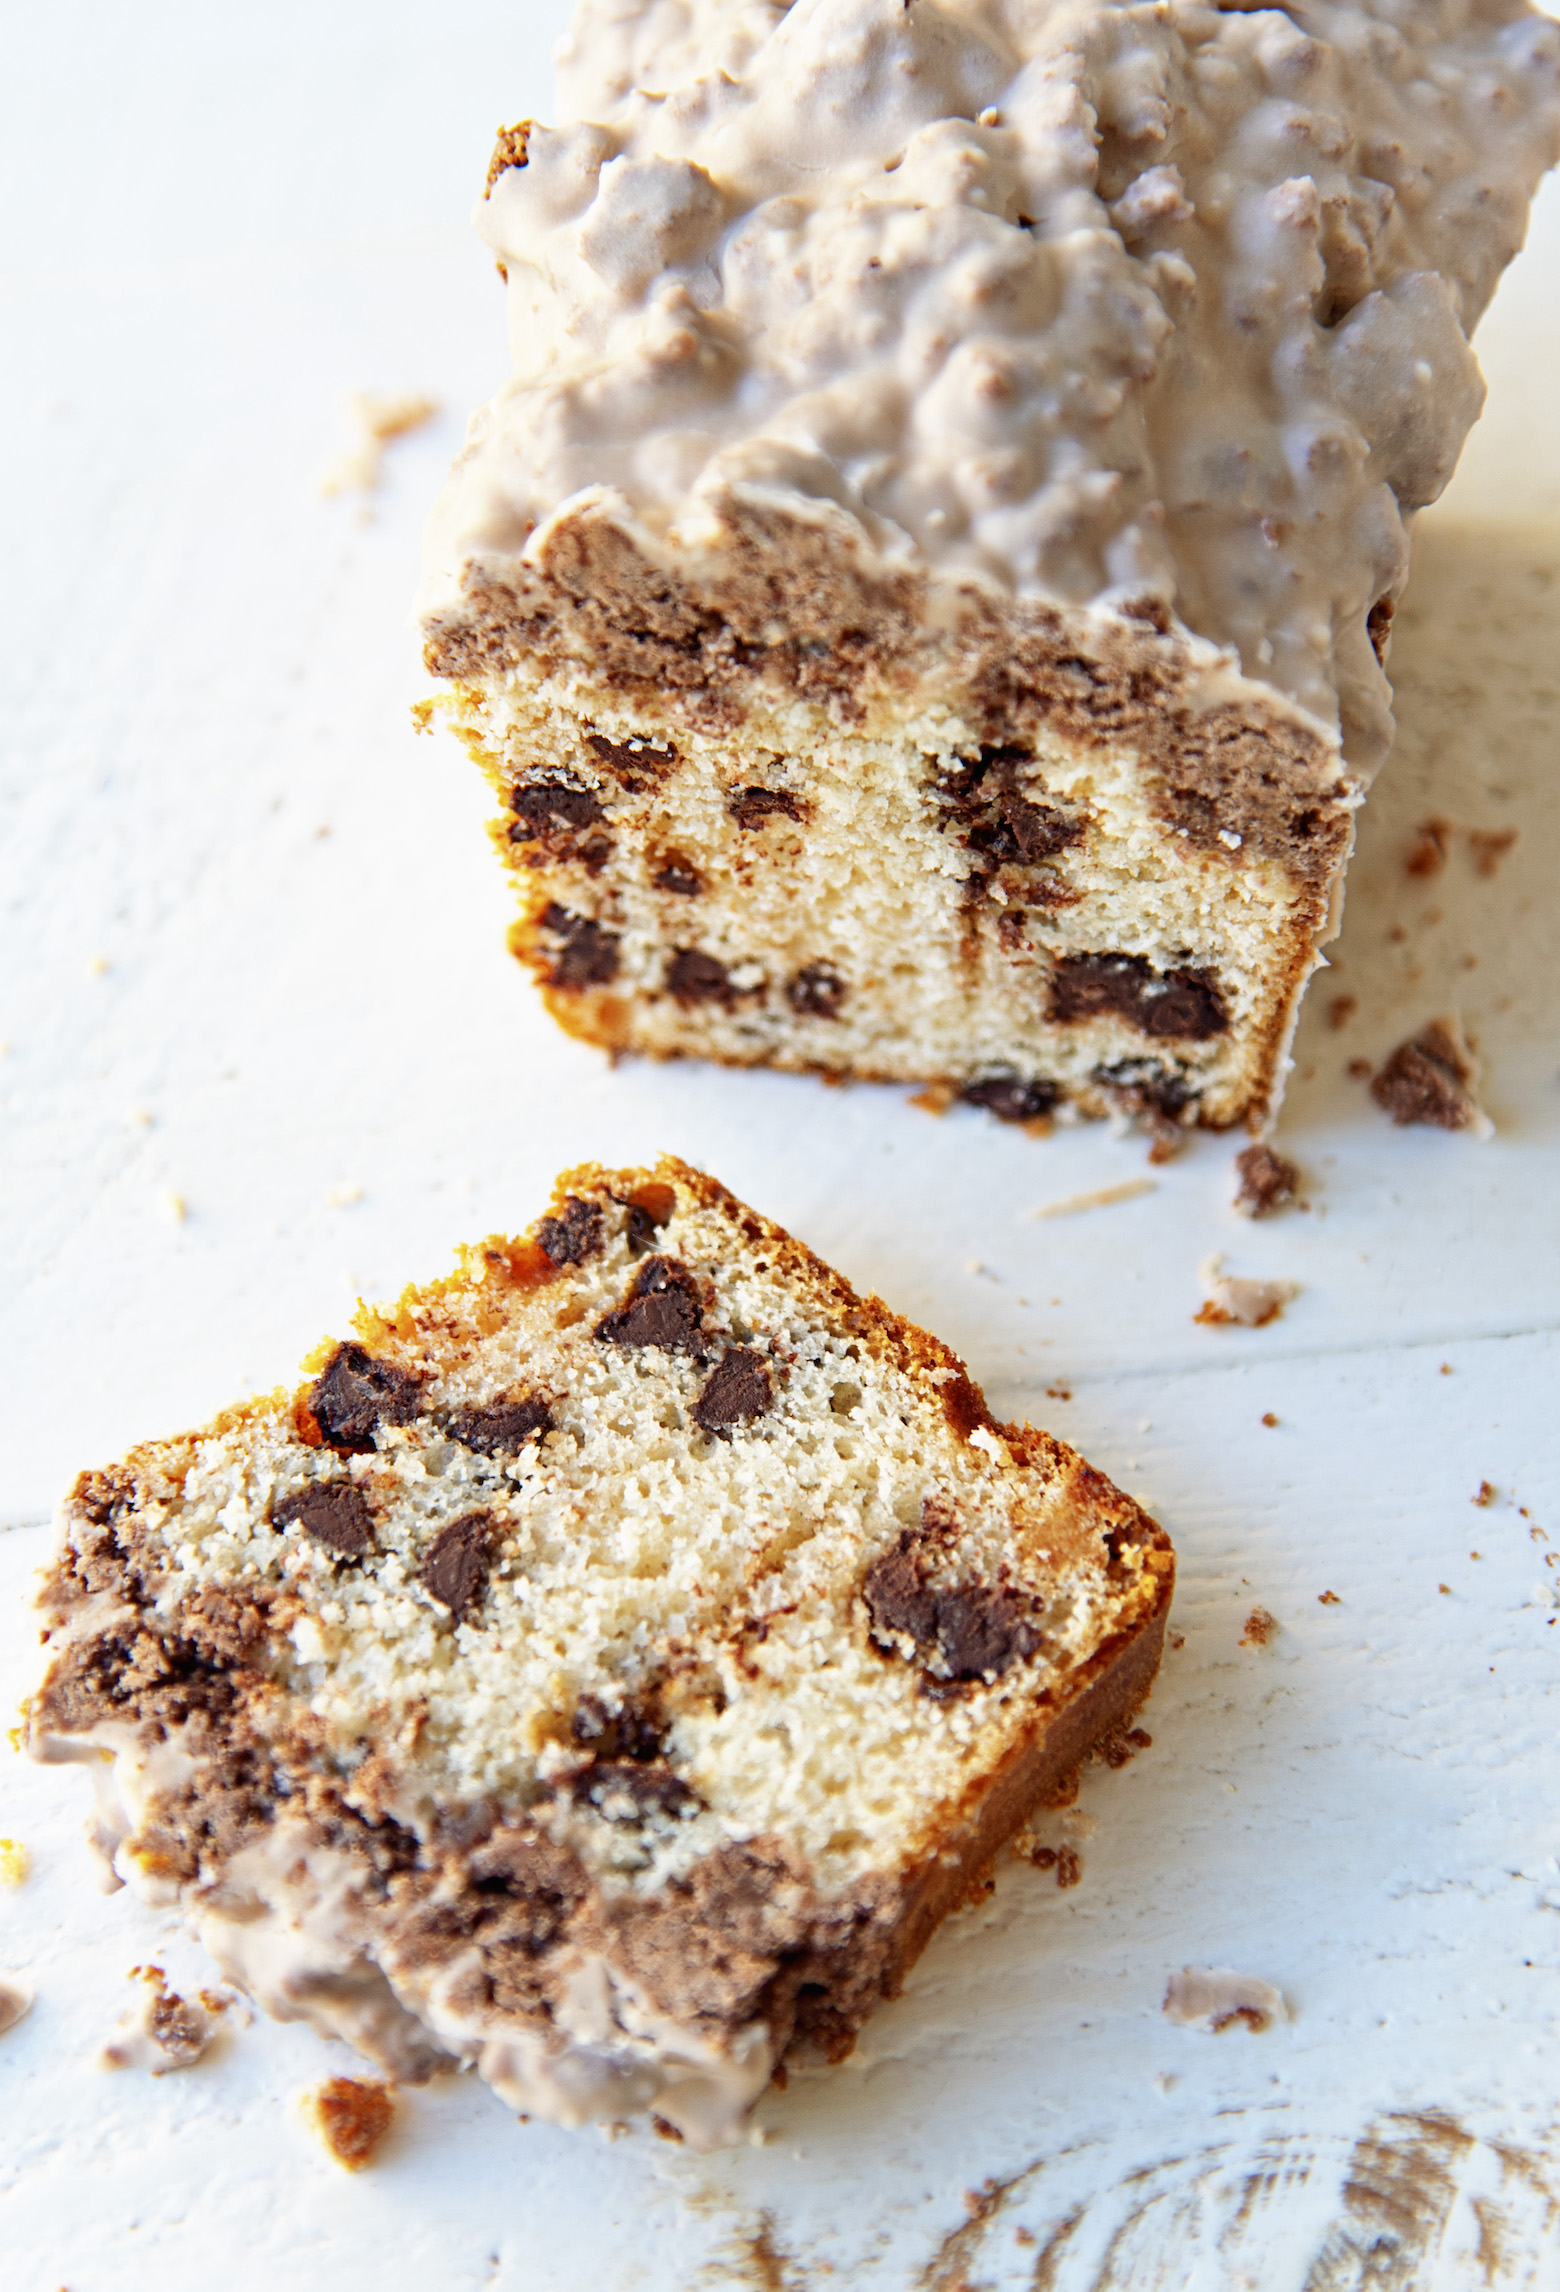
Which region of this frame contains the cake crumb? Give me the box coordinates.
[0,1973,34,2037]
[1163,1967,1287,2033]
[1370,1016,1493,1135]
[0,1838,27,1885]
[1099,1725,1153,1770]
[1032,1178,1157,1220]
[1474,1481,1496,1507]
[320,391,438,497]
[1240,1607,1278,1647]
[909,1083,955,1116]
[1232,1144,1299,1219]
[1405,816,1453,877]
[1318,1590,1341,1606]
[1327,993,1358,1031]
[100,1969,220,2074]
[1261,1412,1279,1428]
[1439,1583,1452,1595]
[1045,1384,1072,1402]
[304,2076,396,2169]
[1468,827,1518,877]
[1196,1257,1298,1328]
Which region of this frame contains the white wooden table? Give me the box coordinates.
[3,8,1558,2286]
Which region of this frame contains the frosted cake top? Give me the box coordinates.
[424,0,1559,762]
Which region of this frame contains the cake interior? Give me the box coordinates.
[435,569,1353,1135]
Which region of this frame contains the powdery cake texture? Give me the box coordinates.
[26,1159,1173,2147]
[419,0,1558,1135]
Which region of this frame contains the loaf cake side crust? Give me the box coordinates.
[28,1157,1173,2144]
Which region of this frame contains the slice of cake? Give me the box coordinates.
[27,1157,1173,2146]
[420,0,1558,1137]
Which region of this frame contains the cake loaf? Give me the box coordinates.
[28,1158,1172,2146]
[420,0,1558,1136]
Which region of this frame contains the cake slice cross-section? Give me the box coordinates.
[27,1157,1173,2146]
[421,0,1559,1136]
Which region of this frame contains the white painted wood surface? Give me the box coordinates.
[2,8,1558,2286]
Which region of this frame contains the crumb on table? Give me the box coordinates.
[1370,1016,1491,1134]
[305,2076,396,2170]
[1232,1143,1300,1219]
[1196,1258,1298,1328]
[1240,1606,1279,1647]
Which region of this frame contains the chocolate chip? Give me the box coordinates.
[539,904,620,989]
[535,1194,604,1267]
[786,962,846,1019]
[931,1586,1038,1682]
[420,1512,495,1622]
[693,1348,773,1435]
[1000,790,1080,864]
[596,1255,704,1353]
[446,1396,553,1456]
[667,948,735,1006]
[1233,1143,1300,1218]
[1142,970,1228,1039]
[571,1692,665,1763]
[960,1076,1059,1124]
[934,746,1081,876]
[863,1534,1038,1683]
[509,781,611,870]
[729,787,802,831]
[511,780,604,836]
[586,730,677,790]
[274,1483,375,1559]
[863,1539,938,1649]
[1050,952,1227,1040]
[652,852,703,896]
[573,1760,697,1822]
[309,1344,424,1453]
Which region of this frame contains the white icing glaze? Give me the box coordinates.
[423,0,1559,771]
[55,1717,777,2145]
[416,1945,774,2147]
[1163,1963,1288,2028]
